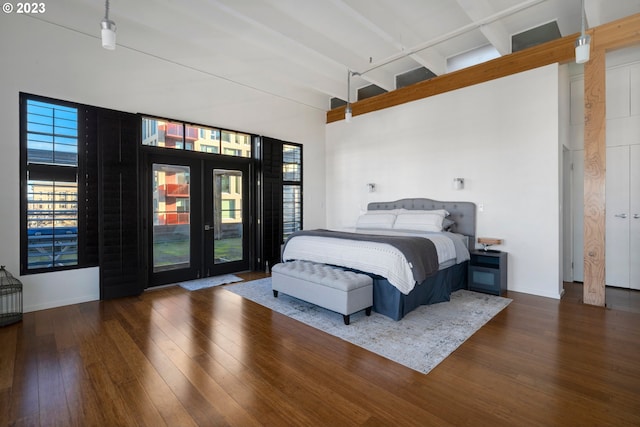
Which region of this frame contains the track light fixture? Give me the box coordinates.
[101,0,116,50]
[575,0,590,64]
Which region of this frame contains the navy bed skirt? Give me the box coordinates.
[369,261,468,321]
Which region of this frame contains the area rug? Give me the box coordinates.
[178,274,243,291]
[226,278,511,374]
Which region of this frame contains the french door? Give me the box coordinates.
[147,153,251,287]
[203,161,250,276]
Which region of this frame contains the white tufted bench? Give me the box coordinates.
[271,260,373,325]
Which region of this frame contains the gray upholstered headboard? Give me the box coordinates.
[367,198,476,249]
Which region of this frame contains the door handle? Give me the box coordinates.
[204,224,211,231]
[634,214,640,219]
[614,213,627,219]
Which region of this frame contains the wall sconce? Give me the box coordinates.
[453,178,464,190]
[367,183,376,193]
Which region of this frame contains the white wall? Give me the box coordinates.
[326,64,562,299]
[0,14,326,312]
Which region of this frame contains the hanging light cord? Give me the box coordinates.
[580,0,586,35]
[104,0,110,21]
[347,69,351,106]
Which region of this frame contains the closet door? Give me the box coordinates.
[606,146,630,288]
[630,144,640,290]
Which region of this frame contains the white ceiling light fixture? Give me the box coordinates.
[101,0,116,50]
[575,0,590,64]
[345,69,353,122]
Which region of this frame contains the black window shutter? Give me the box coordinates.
[97,109,143,299]
[80,108,99,267]
[261,137,283,268]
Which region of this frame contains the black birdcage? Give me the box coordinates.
[0,266,23,326]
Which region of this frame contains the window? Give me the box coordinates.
[21,95,81,272]
[221,130,251,158]
[142,117,250,158]
[282,144,302,240]
[222,200,236,220]
[221,175,230,193]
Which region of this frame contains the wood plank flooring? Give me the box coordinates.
[1,275,639,426]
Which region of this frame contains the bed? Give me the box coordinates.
[281,198,476,320]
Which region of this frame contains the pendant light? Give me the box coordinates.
[101,0,117,50]
[575,0,590,64]
[345,69,352,122]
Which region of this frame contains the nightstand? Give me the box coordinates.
[468,250,507,296]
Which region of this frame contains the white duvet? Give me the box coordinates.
[281,229,469,295]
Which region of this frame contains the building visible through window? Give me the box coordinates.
[23,98,79,270]
[141,117,250,158]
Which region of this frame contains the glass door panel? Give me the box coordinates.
[204,161,249,276]
[152,163,191,272]
[213,169,243,264]
[146,155,249,286]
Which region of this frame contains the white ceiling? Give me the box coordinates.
[32,0,640,111]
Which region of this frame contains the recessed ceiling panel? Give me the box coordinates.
[512,21,562,52]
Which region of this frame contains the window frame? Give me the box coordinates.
[282,142,303,241]
[19,93,96,275]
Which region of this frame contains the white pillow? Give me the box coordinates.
[365,209,404,215]
[356,213,397,229]
[393,212,444,232]
[398,208,449,217]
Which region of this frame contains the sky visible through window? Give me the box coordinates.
[26,99,78,165]
[25,99,79,269]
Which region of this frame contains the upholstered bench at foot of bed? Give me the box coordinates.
[271,260,373,325]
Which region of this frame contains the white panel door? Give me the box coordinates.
[630,66,640,116]
[630,144,640,290]
[606,146,630,288]
[606,67,630,120]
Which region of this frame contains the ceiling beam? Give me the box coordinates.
[407,51,447,77]
[327,0,444,88]
[455,0,512,55]
[590,11,640,51]
[327,28,575,123]
[349,0,546,85]
[327,12,640,123]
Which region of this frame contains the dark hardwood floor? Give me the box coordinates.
[1,275,639,426]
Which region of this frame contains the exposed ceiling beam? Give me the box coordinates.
[352,0,546,79]
[327,11,640,123]
[328,0,447,79]
[27,0,637,112]
[209,0,403,96]
[328,30,576,123]
[326,0,425,89]
[409,51,447,76]
[456,0,513,55]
